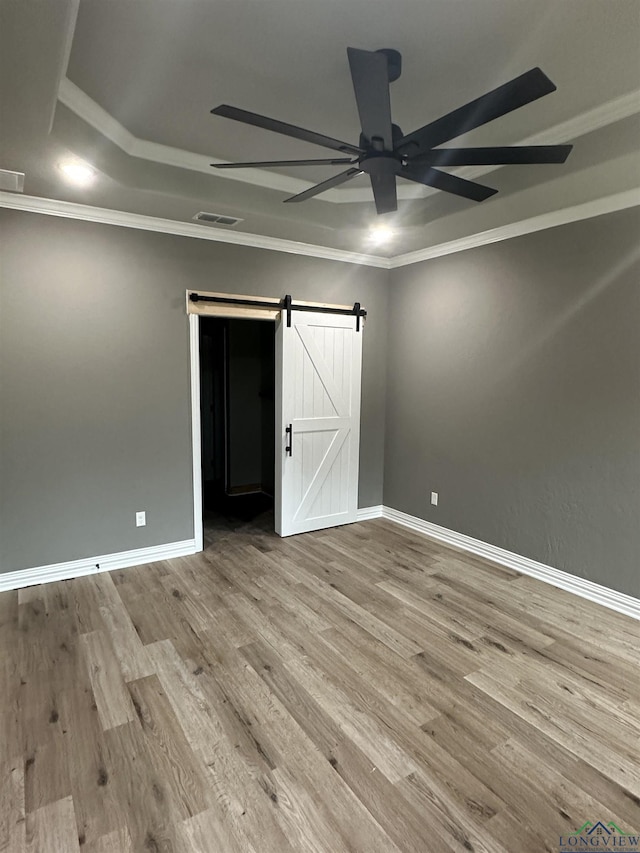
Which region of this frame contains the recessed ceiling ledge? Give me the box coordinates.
[57,77,640,206]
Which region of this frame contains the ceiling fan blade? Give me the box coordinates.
[347,47,393,150]
[410,144,573,167]
[401,164,497,202]
[211,105,363,156]
[369,170,397,214]
[212,157,355,169]
[283,167,363,203]
[398,68,557,153]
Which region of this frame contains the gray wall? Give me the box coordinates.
[0,210,388,572]
[384,207,640,597]
[2,206,638,597]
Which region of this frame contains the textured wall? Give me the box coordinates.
[2,206,638,595]
[384,207,640,597]
[0,210,388,572]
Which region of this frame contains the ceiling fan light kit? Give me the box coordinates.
[211,47,572,215]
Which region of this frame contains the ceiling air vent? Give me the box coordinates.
[0,169,25,193]
[193,211,243,226]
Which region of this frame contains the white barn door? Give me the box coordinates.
[275,310,362,537]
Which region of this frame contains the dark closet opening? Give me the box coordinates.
[199,317,275,536]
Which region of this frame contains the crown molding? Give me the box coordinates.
[389,188,640,268]
[57,77,640,205]
[0,192,391,268]
[2,189,638,268]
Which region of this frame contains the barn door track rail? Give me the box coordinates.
[188,291,366,331]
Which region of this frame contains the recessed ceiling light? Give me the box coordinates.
[59,159,96,186]
[368,224,395,245]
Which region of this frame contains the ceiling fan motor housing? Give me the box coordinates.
[360,152,402,177]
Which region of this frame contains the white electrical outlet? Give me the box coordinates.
[430,492,438,506]
[136,511,146,527]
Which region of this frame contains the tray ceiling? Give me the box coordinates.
[1,0,639,257]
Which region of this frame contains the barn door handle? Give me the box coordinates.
[285,424,293,456]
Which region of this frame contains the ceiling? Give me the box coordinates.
[1,0,639,258]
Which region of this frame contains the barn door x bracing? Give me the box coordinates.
[275,310,362,537]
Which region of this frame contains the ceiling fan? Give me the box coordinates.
[210,47,572,215]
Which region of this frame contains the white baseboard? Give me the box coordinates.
[4,509,637,622]
[356,505,384,522]
[0,539,197,593]
[357,505,639,621]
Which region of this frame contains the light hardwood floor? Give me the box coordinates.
[1,516,639,852]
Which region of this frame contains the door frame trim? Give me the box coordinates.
[189,313,204,552]
[190,309,280,552]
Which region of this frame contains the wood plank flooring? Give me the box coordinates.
[1,515,639,852]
